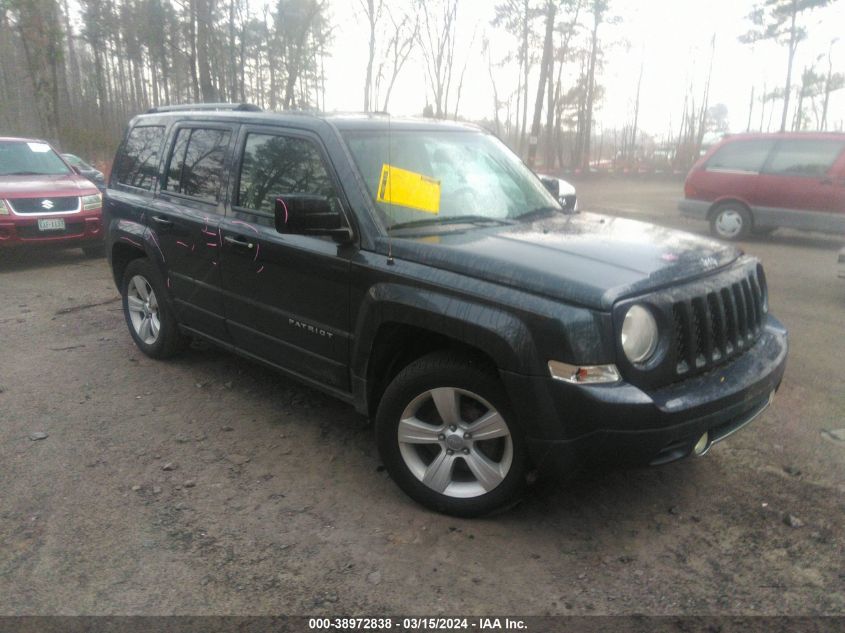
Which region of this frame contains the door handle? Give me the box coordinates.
[151,215,173,228]
[223,235,255,250]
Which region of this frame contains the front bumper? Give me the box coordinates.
[503,316,788,476]
[0,208,103,247]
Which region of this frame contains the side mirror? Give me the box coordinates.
[274,195,353,243]
[70,165,82,175]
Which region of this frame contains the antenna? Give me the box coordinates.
[386,112,395,266]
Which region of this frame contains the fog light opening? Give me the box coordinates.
[693,432,710,457]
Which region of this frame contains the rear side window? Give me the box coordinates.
[237,133,337,213]
[706,140,775,173]
[764,140,845,177]
[113,126,165,190]
[164,127,230,203]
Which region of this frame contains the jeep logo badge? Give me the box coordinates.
[41,199,54,210]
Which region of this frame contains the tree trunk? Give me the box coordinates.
[519,0,529,156]
[780,3,798,132]
[630,53,644,160]
[364,0,376,112]
[526,0,556,169]
[188,0,200,101]
[582,4,601,169]
[197,0,217,102]
[746,85,755,131]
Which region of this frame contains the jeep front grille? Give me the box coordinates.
[671,269,766,377]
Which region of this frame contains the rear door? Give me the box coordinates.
[755,138,845,215]
[219,126,353,391]
[150,122,237,341]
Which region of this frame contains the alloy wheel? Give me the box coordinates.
[397,387,513,499]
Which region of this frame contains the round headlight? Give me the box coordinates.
[621,304,658,364]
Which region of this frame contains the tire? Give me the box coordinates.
[121,258,184,359]
[375,351,528,517]
[709,203,752,241]
[82,244,106,258]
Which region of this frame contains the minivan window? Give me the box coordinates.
[237,133,337,213]
[164,127,230,203]
[705,139,775,173]
[764,140,845,177]
[113,126,165,190]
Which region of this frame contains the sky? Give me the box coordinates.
[321,0,845,139]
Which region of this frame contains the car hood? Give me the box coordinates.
[389,212,741,310]
[0,174,99,198]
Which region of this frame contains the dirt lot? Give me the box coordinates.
[1,179,843,616]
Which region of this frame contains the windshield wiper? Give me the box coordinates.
[515,205,562,222]
[1,171,53,176]
[389,215,514,231]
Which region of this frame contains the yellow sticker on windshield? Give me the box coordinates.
[376,164,440,214]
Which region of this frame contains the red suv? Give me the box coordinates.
[0,137,104,256]
[679,132,845,240]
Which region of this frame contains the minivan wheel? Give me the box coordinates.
[710,203,751,240]
[375,351,528,517]
[121,258,184,359]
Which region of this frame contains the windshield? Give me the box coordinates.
[0,141,71,176]
[341,129,560,231]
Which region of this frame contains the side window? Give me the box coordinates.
[237,133,337,214]
[113,126,165,190]
[764,140,845,177]
[706,140,775,173]
[164,127,230,203]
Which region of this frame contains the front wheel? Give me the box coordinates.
[121,258,184,359]
[709,203,751,241]
[375,352,528,517]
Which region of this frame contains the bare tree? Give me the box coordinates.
[417,0,458,118]
[358,0,383,112]
[8,0,64,139]
[373,4,418,112]
[580,0,608,169]
[820,38,843,130]
[526,0,556,168]
[740,0,832,132]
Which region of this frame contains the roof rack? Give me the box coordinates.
[145,103,262,114]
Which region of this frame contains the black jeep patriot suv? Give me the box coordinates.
[105,104,788,516]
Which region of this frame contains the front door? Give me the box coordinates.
[219,127,353,391]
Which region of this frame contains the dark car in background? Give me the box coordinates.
[679,132,845,240]
[0,137,104,256]
[104,105,787,516]
[536,173,578,211]
[62,152,106,192]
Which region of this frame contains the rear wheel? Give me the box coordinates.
[121,258,184,359]
[375,351,528,517]
[709,203,751,241]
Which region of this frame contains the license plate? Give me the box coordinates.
[38,218,65,231]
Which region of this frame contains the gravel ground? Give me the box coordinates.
[0,178,843,616]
